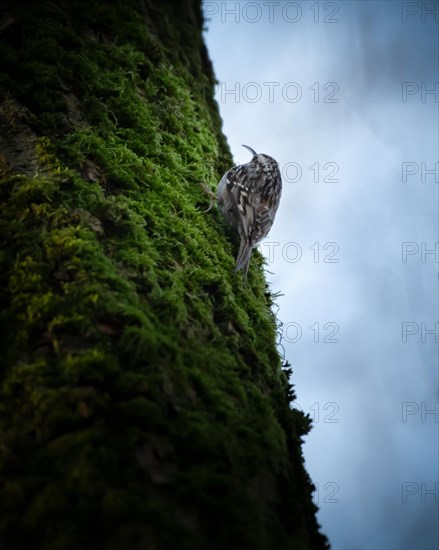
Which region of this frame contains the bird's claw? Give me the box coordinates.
[198,181,217,212]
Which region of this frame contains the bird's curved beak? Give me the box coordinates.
[241,144,257,157]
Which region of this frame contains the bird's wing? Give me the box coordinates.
[249,201,276,246]
[224,164,254,241]
[225,162,281,246]
[248,169,282,245]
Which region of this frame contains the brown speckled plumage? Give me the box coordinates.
[217,145,282,278]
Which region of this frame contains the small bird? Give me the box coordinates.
[217,145,282,278]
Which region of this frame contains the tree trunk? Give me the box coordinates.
[0,1,328,548]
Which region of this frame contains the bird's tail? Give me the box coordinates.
[235,238,252,279]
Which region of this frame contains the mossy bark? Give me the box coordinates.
[0,1,329,549]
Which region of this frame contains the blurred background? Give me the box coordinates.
[203,1,438,548]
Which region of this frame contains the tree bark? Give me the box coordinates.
[0,1,329,548]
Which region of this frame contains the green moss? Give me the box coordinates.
[0,1,328,549]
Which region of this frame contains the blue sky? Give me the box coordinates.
[203,1,439,548]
